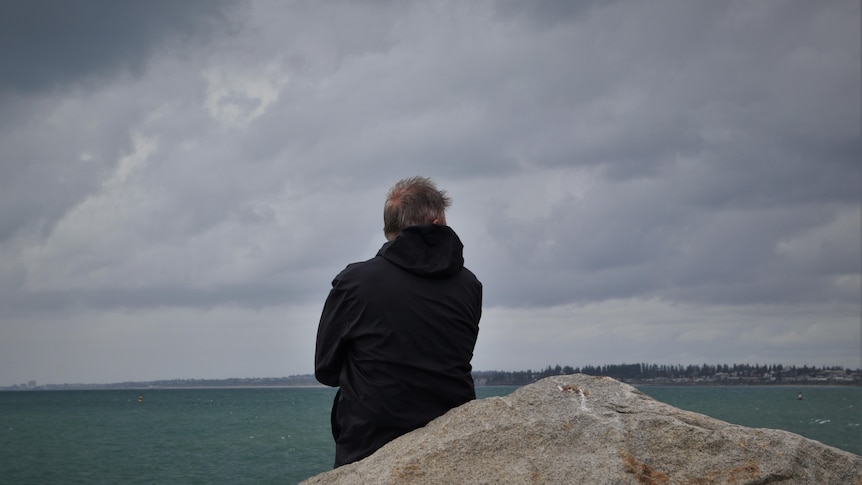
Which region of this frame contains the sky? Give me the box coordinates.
[0,0,859,386]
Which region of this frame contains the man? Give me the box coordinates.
[315,176,482,467]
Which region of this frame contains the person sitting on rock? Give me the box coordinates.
[314,176,483,467]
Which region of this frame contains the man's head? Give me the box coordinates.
[383,176,452,240]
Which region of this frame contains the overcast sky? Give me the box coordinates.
[1,0,859,386]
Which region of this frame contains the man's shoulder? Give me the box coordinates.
[336,256,480,288]
[335,255,389,279]
[460,266,481,285]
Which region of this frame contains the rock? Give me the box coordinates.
[301,374,862,484]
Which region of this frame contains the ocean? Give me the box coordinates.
[1,385,858,484]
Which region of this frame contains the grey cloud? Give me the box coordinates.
[5,0,858,310]
[0,0,239,95]
[0,0,239,242]
[481,168,859,308]
[492,0,613,29]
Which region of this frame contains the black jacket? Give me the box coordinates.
[315,224,482,467]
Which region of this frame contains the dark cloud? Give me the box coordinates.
[492,0,612,28]
[480,159,859,308]
[0,0,239,95]
[0,0,242,245]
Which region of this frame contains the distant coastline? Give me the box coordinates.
[473,363,861,387]
[4,363,860,391]
[1,375,323,391]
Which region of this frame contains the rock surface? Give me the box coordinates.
[301,374,861,484]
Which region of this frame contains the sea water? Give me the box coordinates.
[639,385,862,457]
[0,386,858,484]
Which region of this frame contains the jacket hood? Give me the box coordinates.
[378,224,465,277]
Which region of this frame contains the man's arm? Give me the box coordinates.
[314,276,352,387]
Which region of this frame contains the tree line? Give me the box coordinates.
[472,363,855,386]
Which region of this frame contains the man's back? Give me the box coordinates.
[315,223,482,466]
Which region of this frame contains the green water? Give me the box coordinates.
[638,385,861,456]
[1,388,336,484]
[0,386,857,484]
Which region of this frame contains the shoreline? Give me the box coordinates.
[2,381,859,392]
